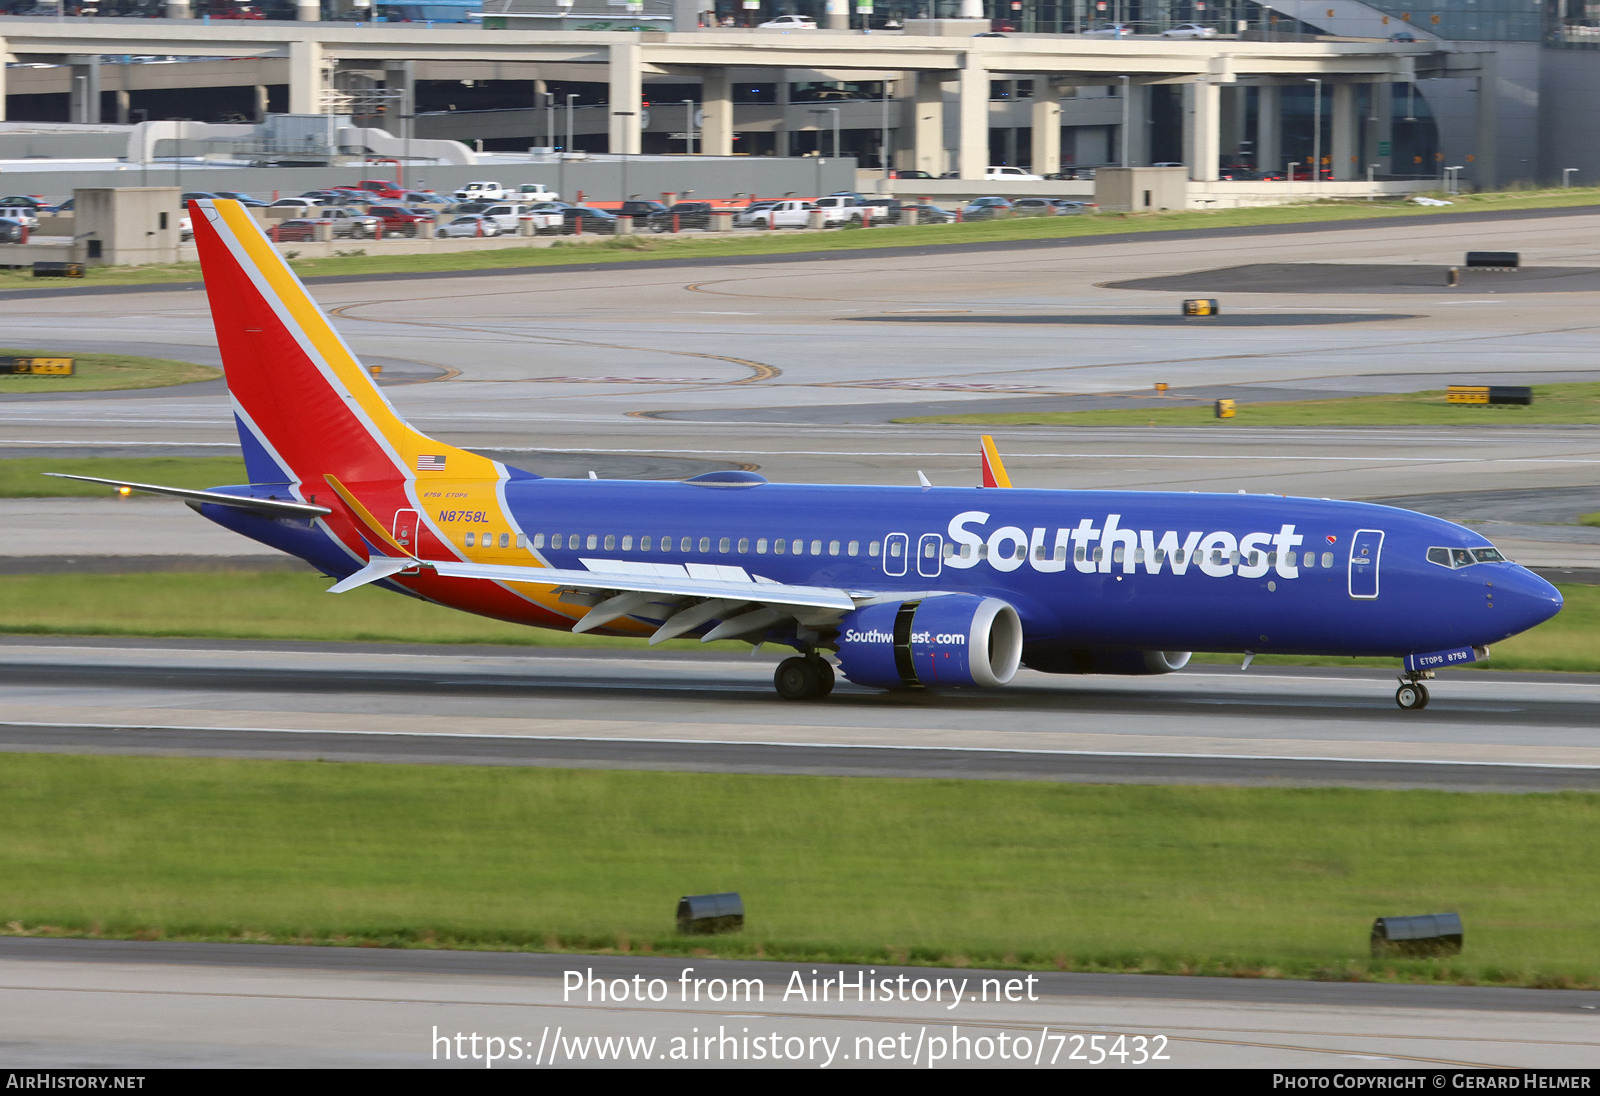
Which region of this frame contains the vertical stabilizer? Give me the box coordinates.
[189,199,497,492]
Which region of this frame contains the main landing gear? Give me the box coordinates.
[1395,671,1434,711]
[774,654,835,701]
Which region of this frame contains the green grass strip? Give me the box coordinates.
[0,456,249,498]
[0,347,220,395]
[900,383,1600,427]
[1,754,1596,987]
[2,188,1597,291]
[0,572,1591,670]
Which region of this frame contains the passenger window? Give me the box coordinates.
[1075,546,1086,562]
[621,535,633,550]
[640,535,651,551]
[1267,552,1277,567]
[500,533,510,548]
[699,537,711,553]
[738,538,749,553]
[810,540,822,556]
[1113,547,1125,563]
[943,543,955,558]
[533,533,546,548]
[550,534,562,549]
[1175,550,1186,564]
[829,540,840,556]
[869,541,880,557]
[756,538,768,554]
[660,536,672,553]
[569,533,579,548]
[889,541,903,558]
[848,541,859,556]
[719,537,731,553]
[979,544,989,559]
[516,533,526,548]
[681,536,693,552]
[1093,547,1104,563]
[775,539,787,555]
[1321,551,1333,567]
[604,535,615,551]
[465,532,476,547]
[1229,551,1240,565]
[587,535,598,550]
[792,539,803,555]
[1155,549,1166,564]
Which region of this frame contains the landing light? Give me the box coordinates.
[117,486,132,497]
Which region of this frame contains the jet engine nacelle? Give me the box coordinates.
[1023,648,1193,675]
[834,594,1023,690]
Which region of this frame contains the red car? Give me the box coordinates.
[365,205,437,237]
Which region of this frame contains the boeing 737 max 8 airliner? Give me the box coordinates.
[50,200,1564,710]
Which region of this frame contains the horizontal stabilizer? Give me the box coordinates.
[42,473,331,518]
[327,556,415,593]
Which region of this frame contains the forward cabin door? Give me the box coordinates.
[1348,528,1384,599]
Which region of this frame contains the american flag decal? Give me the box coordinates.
[416,455,447,471]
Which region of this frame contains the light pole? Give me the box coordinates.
[565,93,578,154]
[545,92,555,152]
[1564,167,1578,187]
[1119,74,1129,168]
[612,111,635,199]
[1307,78,1321,184]
[683,98,695,155]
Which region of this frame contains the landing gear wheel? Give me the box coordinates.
[1395,683,1430,711]
[775,655,832,701]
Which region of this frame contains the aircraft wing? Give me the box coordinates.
[330,555,861,644]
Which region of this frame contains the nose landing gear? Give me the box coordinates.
[1395,670,1434,711]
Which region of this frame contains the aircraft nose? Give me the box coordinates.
[1492,566,1563,637]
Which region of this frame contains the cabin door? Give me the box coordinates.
[1348,529,1384,600]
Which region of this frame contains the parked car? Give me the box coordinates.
[0,217,26,243]
[557,206,624,234]
[1083,22,1133,37]
[1160,23,1217,38]
[212,191,268,206]
[894,203,954,224]
[985,166,1044,182]
[1013,198,1065,216]
[439,214,502,238]
[757,14,817,29]
[516,183,561,202]
[269,218,322,242]
[453,180,509,202]
[365,205,437,236]
[0,205,39,229]
[889,169,935,180]
[659,202,717,230]
[961,196,1015,220]
[275,207,382,239]
[1048,199,1094,214]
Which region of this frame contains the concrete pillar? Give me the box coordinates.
[912,71,944,175]
[1219,84,1244,163]
[384,61,414,138]
[297,0,321,20]
[288,40,324,116]
[68,56,102,125]
[114,89,130,125]
[1256,84,1280,174]
[1031,82,1060,175]
[253,84,270,124]
[701,67,732,156]
[608,42,643,154]
[1191,79,1219,181]
[956,53,989,180]
[0,40,7,124]
[1002,123,1017,167]
[775,74,790,156]
[1330,81,1356,181]
[1123,81,1149,167]
[825,0,847,30]
[1474,50,1499,189]
[959,0,982,15]
[1369,81,1394,176]
[164,0,191,16]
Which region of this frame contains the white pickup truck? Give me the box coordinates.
[811,194,891,224]
[736,200,849,229]
[453,180,510,202]
[516,183,561,202]
[475,202,564,234]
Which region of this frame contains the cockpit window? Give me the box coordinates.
[1427,545,1507,569]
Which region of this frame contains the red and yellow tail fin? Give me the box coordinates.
[189,198,498,492]
[979,435,1012,489]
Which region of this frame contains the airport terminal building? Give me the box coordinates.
[1,0,1597,189]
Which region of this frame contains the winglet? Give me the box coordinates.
[980,435,1012,489]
